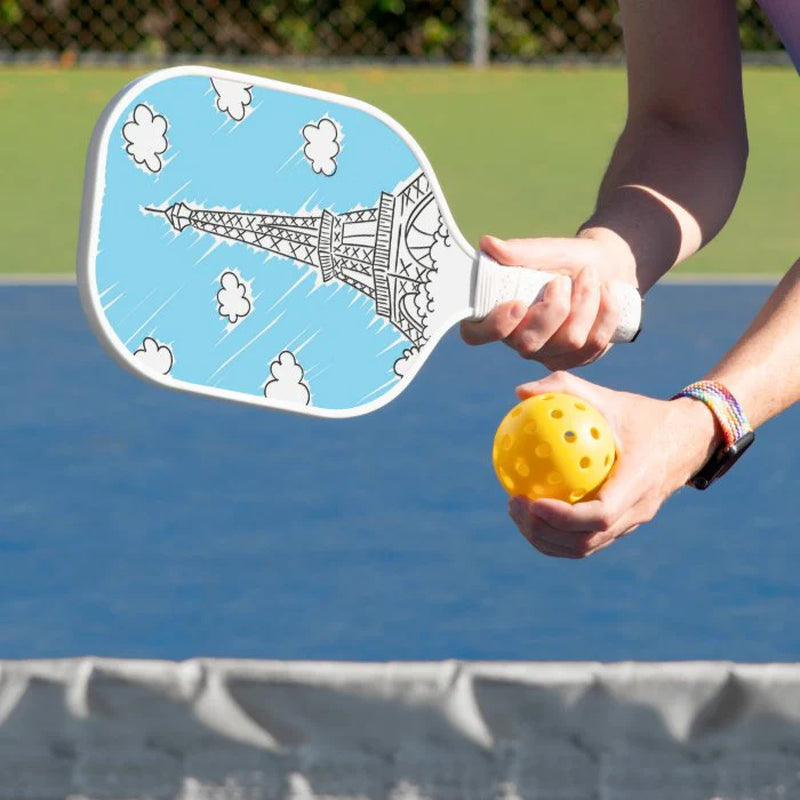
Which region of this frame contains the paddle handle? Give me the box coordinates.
[470,254,642,343]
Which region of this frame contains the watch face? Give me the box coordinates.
[690,430,755,490]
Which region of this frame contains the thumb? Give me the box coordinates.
[515,370,602,404]
[480,234,591,274]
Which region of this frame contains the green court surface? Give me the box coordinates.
[0,65,796,276]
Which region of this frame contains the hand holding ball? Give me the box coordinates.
[493,393,616,503]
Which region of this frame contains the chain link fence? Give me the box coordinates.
[0,0,785,64]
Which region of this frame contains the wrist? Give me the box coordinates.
[576,226,639,286]
[670,381,755,490]
[668,396,725,483]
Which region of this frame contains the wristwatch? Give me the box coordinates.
[671,381,755,490]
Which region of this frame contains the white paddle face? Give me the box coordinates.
[78,66,476,418]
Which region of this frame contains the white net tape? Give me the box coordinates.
[2,659,800,799]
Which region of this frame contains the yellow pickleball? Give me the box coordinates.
[492,393,616,503]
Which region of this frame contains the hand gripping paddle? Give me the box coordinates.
[78,66,641,418]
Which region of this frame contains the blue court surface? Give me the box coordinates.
[0,283,797,662]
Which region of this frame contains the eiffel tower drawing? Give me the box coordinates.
[150,170,449,348]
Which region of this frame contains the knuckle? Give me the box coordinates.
[488,318,510,340]
[549,297,570,319]
[550,369,573,386]
[585,329,610,353]
[596,509,617,532]
[602,286,620,315]
[528,537,550,555]
[561,329,587,351]
[575,278,595,302]
[516,335,543,359]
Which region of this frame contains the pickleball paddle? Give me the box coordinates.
[77,66,641,418]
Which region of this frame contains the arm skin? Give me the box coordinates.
[706,260,800,430]
[510,260,800,559]
[502,0,800,557]
[462,0,749,366]
[581,0,750,291]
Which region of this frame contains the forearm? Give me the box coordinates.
[670,261,800,484]
[580,118,748,292]
[578,0,748,293]
[705,260,800,428]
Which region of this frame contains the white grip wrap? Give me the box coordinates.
[471,253,642,344]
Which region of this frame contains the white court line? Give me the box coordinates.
[0,273,783,287]
[661,273,780,285]
[0,274,77,285]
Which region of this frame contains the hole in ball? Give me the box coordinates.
[550,409,564,419]
[564,431,577,443]
[511,406,522,418]
[580,457,591,469]
[604,454,611,466]
[590,427,601,440]
[574,402,586,410]
[570,488,586,502]
[535,443,552,458]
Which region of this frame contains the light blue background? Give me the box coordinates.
[96,75,422,410]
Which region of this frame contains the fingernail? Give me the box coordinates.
[510,498,526,518]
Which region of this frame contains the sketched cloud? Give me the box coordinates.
[217,271,252,324]
[393,345,421,379]
[210,78,253,122]
[412,283,434,326]
[264,351,310,406]
[301,118,341,176]
[122,104,168,173]
[133,337,173,375]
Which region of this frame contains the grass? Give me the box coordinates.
[0,64,796,276]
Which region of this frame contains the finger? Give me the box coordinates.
[528,459,644,539]
[529,538,585,559]
[535,347,609,372]
[461,301,527,346]
[526,504,631,558]
[528,497,615,534]
[480,234,593,273]
[511,498,602,558]
[514,281,621,370]
[584,282,621,354]
[545,283,619,369]
[515,369,594,403]
[512,512,586,559]
[551,265,602,351]
[504,275,572,358]
[530,524,601,557]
